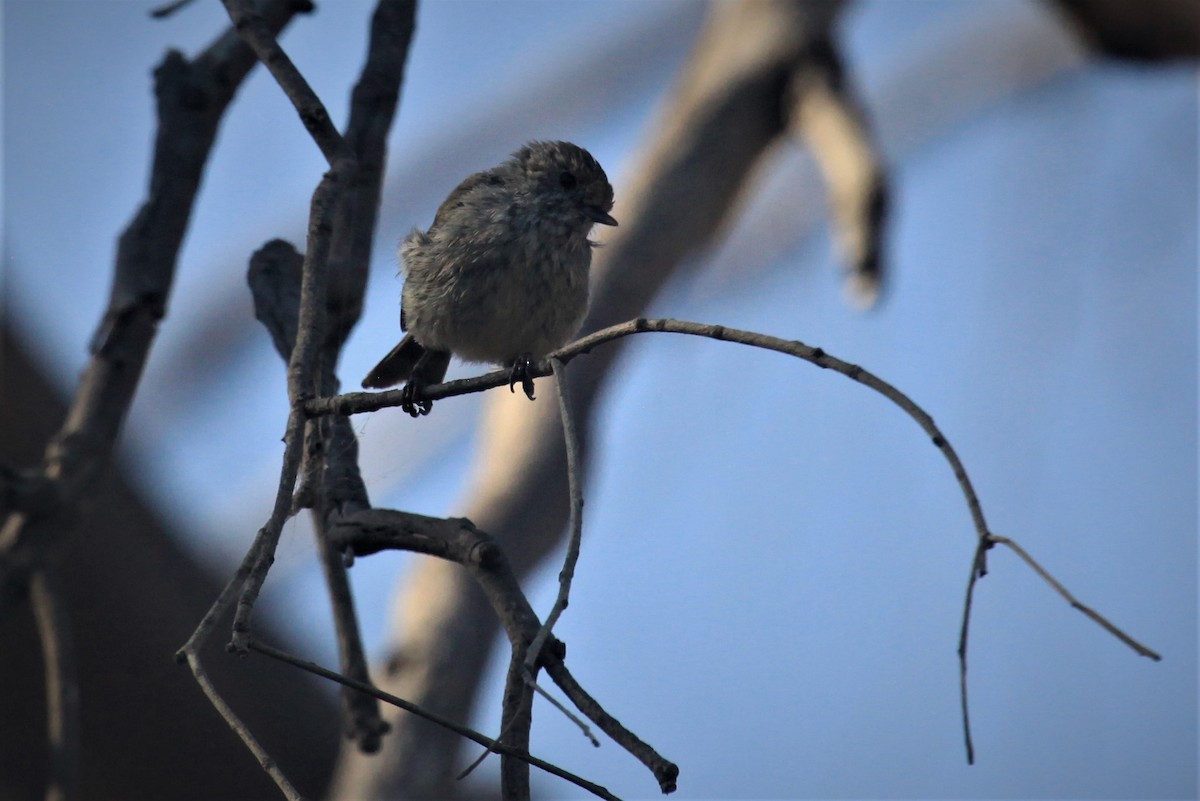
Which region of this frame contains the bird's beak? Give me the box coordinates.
[585,206,618,227]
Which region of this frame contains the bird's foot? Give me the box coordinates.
[507,353,537,401]
[400,381,433,417]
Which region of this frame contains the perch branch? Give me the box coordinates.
[335,316,1160,777]
[311,318,993,560]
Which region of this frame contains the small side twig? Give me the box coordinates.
[526,671,600,747]
[990,534,1162,660]
[956,530,1162,764]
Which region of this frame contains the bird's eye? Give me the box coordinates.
[559,171,577,190]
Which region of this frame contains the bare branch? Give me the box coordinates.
[330,509,678,793]
[0,17,311,793]
[347,3,869,790]
[498,647,535,799]
[247,239,391,752]
[238,1,415,756]
[326,0,417,344]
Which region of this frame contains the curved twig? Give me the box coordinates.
[180,648,304,801]
[327,315,1162,777]
[525,357,586,670]
[313,317,993,559]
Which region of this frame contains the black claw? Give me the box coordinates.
[400,382,432,417]
[507,353,537,401]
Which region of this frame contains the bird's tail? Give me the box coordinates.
[362,334,427,389]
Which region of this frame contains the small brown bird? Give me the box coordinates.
[363,141,616,416]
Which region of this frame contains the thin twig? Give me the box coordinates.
[248,641,623,801]
[525,358,585,671]
[231,409,308,652]
[220,0,350,166]
[526,668,600,747]
[456,711,521,782]
[956,530,1161,764]
[0,0,308,596]
[990,534,1162,660]
[956,537,990,765]
[30,569,79,801]
[180,648,305,801]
